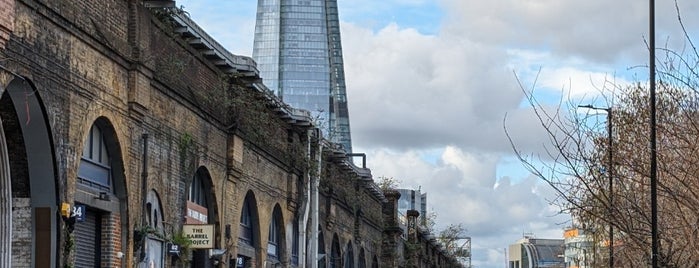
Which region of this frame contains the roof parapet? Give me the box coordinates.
[323,145,386,202]
[164,9,259,77]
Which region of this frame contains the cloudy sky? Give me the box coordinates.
[175,1,698,267]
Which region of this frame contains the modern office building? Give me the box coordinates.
[563,227,594,268]
[508,235,565,268]
[397,188,428,225]
[253,0,353,152]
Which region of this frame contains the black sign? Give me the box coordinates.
[167,243,180,255]
[72,205,85,222]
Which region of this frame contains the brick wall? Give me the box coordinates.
[101,212,123,267]
[0,0,13,49]
[3,1,393,267]
[11,198,30,268]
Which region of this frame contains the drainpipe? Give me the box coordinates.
[139,133,149,262]
[141,133,149,226]
[298,129,312,268]
[310,130,322,268]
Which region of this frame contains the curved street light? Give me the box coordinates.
[578,104,613,268]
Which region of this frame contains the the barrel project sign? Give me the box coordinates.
[182,224,215,249]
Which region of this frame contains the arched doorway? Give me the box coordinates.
[142,190,165,268]
[237,191,259,268]
[358,248,366,268]
[73,118,128,267]
[187,166,219,267]
[330,234,341,268]
[2,78,58,267]
[344,241,354,268]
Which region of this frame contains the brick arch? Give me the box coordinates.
[330,233,341,268]
[84,116,128,200]
[145,189,164,230]
[237,190,261,266]
[188,166,221,267]
[358,248,366,268]
[190,166,220,228]
[2,77,58,267]
[344,240,354,268]
[0,88,11,267]
[73,116,129,267]
[267,203,286,265]
[143,189,165,267]
[317,226,326,268]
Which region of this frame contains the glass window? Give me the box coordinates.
[292,221,299,265]
[344,242,354,268]
[239,200,253,245]
[78,124,112,191]
[189,173,207,206]
[267,212,280,258]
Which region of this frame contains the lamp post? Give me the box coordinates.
[579,104,613,268]
[649,0,659,267]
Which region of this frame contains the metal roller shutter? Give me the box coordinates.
[73,208,102,268]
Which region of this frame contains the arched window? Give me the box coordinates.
[189,172,207,207]
[371,256,378,268]
[78,125,111,191]
[186,170,209,224]
[358,248,366,268]
[330,235,341,268]
[318,228,326,268]
[267,208,281,259]
[237,192,258,268]
[145,190,164,268]
[239,198,254,245]
[291,221,299,265]
[344,241,354,268]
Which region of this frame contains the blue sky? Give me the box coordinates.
[175,1,699,267]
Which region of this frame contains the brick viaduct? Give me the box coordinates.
[0,0,462,267]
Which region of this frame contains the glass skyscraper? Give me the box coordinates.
[253,0,352,152]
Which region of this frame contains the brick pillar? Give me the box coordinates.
[381,190,402,267]
[102,213,123,268]
[406,209,420,268]
[0,0,14,49]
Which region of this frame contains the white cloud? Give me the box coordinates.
[361,146,568,266]
[169,1,699,267]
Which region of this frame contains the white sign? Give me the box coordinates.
[182,224,215,249]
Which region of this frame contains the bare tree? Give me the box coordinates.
[376,176,401,191]
[506,2,699,266]
[438,223,469,258]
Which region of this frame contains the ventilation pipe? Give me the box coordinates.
[310,129,322,268]
[297,129,313,268]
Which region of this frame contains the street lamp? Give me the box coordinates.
[578,104,613,268]
[649,0,659,267]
